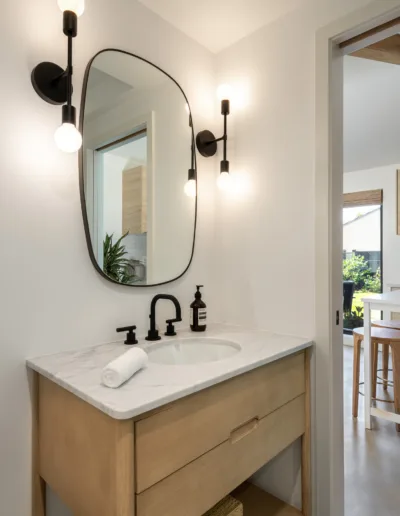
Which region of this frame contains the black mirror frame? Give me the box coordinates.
[79,48,197,288]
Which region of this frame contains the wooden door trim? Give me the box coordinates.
[339,17,400,49]
[350,34,400,65]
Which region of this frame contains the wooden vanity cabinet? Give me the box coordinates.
[33,350,311,516]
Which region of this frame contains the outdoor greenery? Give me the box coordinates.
[342,254,381,293]
[343,305,364,330]
[364,267,381,293]
[103,232,136,285]
[343,254,381,328]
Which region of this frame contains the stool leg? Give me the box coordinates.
[390,343,400,432]
[353,335,361,418]
[383,344,389,391]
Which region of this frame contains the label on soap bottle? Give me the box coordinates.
[198,308,207,325]
[190,308,207,326]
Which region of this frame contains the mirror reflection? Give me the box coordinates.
[80,50,196,286]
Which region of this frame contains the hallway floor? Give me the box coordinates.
[344,346,400,516]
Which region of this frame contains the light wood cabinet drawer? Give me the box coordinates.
[135,352,305,493]
[136,394,305,516]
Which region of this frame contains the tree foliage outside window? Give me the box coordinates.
[342,254,380,293]
[364,267,381,293]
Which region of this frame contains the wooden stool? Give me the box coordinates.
[353,326,400,431]
[371,320,400,391]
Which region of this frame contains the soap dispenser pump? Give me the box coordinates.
[190,285,207,332]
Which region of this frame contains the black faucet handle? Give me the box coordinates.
[165,318,182,337]
[165,322,176,336]
[116,325,138,345]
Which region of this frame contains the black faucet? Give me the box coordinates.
[146,294,182,341]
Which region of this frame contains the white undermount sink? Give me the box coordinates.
[146,337,241,365]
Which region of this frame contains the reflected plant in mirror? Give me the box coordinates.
[103,232,137,285]
[80,50,197,286]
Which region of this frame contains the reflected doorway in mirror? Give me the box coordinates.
[91,128,149,286]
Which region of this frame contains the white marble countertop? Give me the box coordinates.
[27,324,313,420]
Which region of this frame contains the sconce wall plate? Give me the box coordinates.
[196,129,218,157]
[31,62,68,105]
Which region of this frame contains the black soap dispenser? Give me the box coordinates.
[190,285,207,332]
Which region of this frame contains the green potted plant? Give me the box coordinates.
[103,232,136,285]
[343,306,364,330]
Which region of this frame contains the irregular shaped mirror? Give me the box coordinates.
[80,50,196,286]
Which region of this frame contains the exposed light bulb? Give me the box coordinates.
[54,123,82,153]
[217,171,231,191]
[217,84,233,101]
[184,179,196,198]
[58,0,85,16]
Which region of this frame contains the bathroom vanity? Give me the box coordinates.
[28,325,312,516]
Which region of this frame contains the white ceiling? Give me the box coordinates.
[93,52,168,90]
[344,56,400,173]
[138,0,373,53]
[139,0,302,53]
[85,51,169,120]
[85,68,132,117]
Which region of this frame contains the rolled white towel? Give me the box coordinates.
[102,348,148,388]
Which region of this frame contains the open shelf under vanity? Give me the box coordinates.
[234,483,302,516]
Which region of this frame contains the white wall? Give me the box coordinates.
[0,1,216,515]
[344,164,400,291]
[214,0,373,509]
[214,0,373,336]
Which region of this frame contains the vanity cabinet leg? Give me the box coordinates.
[32,371,46,516]
[301,349,311,516]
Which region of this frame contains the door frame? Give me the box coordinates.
[315,2,400,516]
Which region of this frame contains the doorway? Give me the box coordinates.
[316,5,400,516]
[340,29,400,515]
[94,128,148,283]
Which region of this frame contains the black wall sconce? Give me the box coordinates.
[196,85,232,190]
[31,0,84,153]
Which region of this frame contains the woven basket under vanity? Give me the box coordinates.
[203,495,243,516]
